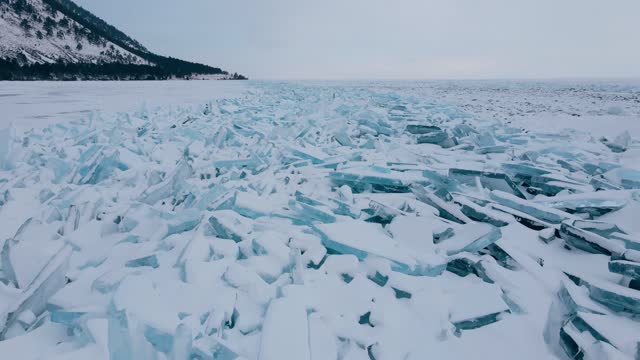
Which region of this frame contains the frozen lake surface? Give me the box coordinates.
[0,80,639,359]
[0,80,248,128]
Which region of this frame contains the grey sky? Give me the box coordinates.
[75,0,640,79]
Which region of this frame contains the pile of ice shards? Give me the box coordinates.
[0,83,639,360]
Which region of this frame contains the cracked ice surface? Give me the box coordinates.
[0,81,640,360]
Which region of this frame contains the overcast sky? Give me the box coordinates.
[75,0,640,79]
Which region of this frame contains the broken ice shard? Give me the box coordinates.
[446,255,493,283]
[436,223,502,256]
[605,168,640,189]
[308,313,338,360]
[357,113,393,136]
[288,199,337,224]
[559,310,640,360]
[421,169,458,190]
[259,298,310,360]
[449,283,510,331]
[333,127,353,147]
[568,220,625,238]
[560,220,626,256]
[433,226,455,243]
[363,200,403,225]
[316,220,410,261]
[585,278,640,314]
[287,146,327,165]
[0,246,72,339]
[610,233,640,252]
[538,228,556,243]
[125,255,159,269]
[557,279,608,315]
[227,191,273,219]
[170,323,192,360]
[2,219,65,289]
[107,307,157,359]
[471,132,508,154]
[46,158,72,184]
[192,337,239,360]
[0,127,12,170]
[559,319,598,360]
[574,312,640,358]
[582,161,618,176]
[449,168,526,198]
[165,209,202,237]
[601,130,632,153]
[473,132,496,147]
[330,166,419,193]
[194,185,229,211]
[527,174,593,196]
[608,260,640,279]
[405,125,442,135]
[452,123,477,138]
[412,185,471,224]
[490,190,572,224]
[455,197,513,227]
[417,131,448,145]
[315,220,444,276]
[207,210,252,242]
[139,158,193,205]
[475,145,509,154]
[535,196,626,218]
[213,156,263,172]
[590,177,622,191]
[74,150,128,185]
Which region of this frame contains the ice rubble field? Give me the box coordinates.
[0,81,640,360]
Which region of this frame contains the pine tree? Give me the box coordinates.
[44,16,56,36]
[19,18,30,30]
[12,0,27,14]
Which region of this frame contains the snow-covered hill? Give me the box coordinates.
[0,0,246,80]
[0,0,147,65]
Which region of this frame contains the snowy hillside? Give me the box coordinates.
[0,0,246,80]
[0,0,147,65]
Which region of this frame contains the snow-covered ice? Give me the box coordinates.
[0,80,639,359]
[0,80,248,128]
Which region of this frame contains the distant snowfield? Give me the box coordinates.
[3,80,639,138]
[362,80,640,139]
[0,80,249,128]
